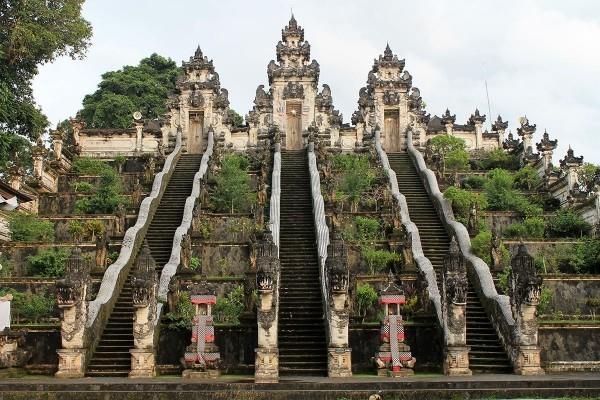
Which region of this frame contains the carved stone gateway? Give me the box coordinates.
[129,242,158,377]
[55,247,91,378]
[509,243,544,375]
[442,238,471,376]
[325,231,352,377]
[374,272,416,377]
[182,282,221,378]
[255,230,280,383]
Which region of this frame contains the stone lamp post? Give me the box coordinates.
[374,271,416,377]
[56,247,91,378]
[255,230,280,383]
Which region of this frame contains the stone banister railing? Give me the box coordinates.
[374,130,443,326]
[85,129,183,354]
[405,128,518,368]
[156,130,214,304]
[307,143,331,331]
[270,143,282,251]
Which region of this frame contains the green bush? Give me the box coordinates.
[484,169,541,216]
[71,181,95,193]
[0,288,55,323]
[461,175,487,189]
[26,248,69,277]
[9,213,55,242]
[71,157,113,174]
[546,209,590,238]
[362,247,401,275]
[569,238,600,274]
[164,291,195,330]
[443,186,487,219]
[334,154,376,211]
[212,154,256,213]
[355,216,382,241]
[214,285,245,325]
[470,230,509,268]
[426,134,467,173]
[189,256,201,271]
[446,148,470,172]
[504,217,545,239]
[472,148,519,170]
[538,286,553,315]
[513,165,541,190]
[356,283,378,321]
[75,169,127,214]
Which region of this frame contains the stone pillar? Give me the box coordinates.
[325,232,352,377]
[135,120,144,152]
[182,282,221,378]
[129,242,158,377]
[255,230,280,383]
[51,130,64,161]
[441,109,456,136]
[31,137,47,179]
[442,238,471,375]
[69,117,84,154]
[508,243,544,375]
[8,164,24,191]
[517,117,536,156]
[492,116,508,147]
[374,271,416,377]
[55,247,91,378]
[468,109,486,150]
[560,147,584,193]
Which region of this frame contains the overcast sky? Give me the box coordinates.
[32,0,600,163]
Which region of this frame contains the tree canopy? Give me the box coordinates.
[0,0,92,139]
[80,54,180,129]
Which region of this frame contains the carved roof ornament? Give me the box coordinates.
[443,238,467,276]
[517,116,536,138]
[441,109,456,125]
[536,129,558,152]
[374,43,405,70]
[351,110,364,125]
[282,81,305,99]
[358,87,374,109]
[560,145,584,168]
[468,108,486,125]
[383,90,400,106]
[213,88,230,110]
[380,270,403,296]
[492,115,508,131]
[254,85,272,109]
[315,84,333,112]
[509,242,543,310]
[182,45,215,74]
[189,88,204,108]
[329,109,343,127]
[282,14,304,42]
[503,131,521,153]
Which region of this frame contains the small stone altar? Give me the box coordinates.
[182,283,221,378]
[375,272,416,377]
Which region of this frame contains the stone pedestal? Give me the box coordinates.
[0,330,29,369]
[129,348,155,378]
[327,347,352,378]
[444,346,472,376]
[182,369,220,379]
[55,348,86,378]
[514,345,544,375]
[255,348,279,383]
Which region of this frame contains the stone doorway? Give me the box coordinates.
[384,109,401,152]
[286,101,302,150]
[188,111,204,154]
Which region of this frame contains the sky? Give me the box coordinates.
[32,0,600,163]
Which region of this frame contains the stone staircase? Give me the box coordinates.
[277,149,328,376]
[387,152,512,374]
[86,153,202,377]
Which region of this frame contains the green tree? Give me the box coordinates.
[426,134,468,174]
[212,154,256,213]
[513,165,541,190]
[227,109,244,127]
[546,208,590,238]
[75,169,127,214]
[0,0,92,140]
[443,186,487,219]
[80,54,180,128]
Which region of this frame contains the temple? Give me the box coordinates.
[1,16,600,397]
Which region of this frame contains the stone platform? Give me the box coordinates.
[1,374,600,399]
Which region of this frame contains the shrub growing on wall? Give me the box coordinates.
[362,247,401,275]
[75,169,127,214]
[546,209,590,238]
[26,248,69,277]
[0,288,55,324]
[213,285,245,325]
[443,186,487,219]
[212,154,256,213]
[356,283,378,322]
[71,157,114,174]
[471,230,509,267]
[8,213,55,242]
[332,154,376,212]
[426,134,469,174]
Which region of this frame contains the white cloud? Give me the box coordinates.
[32,0,600,163]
